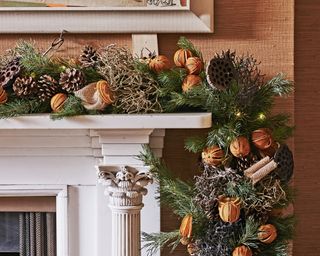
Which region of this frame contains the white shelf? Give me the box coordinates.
[0,113,212,129]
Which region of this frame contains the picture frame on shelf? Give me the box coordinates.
[0,0,214,33]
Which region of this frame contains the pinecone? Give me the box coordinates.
[233,154,258,172]
[36,75,59,102]
[13,77,37,98]
[59,68,85,93]
[79,46,99,68]
[0,57,21,88]
[206,50,237,90]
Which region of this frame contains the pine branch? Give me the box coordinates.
[157,68,186,97]
[177,37,203,60]
[269,215,296,241]
[142,230,180,256]
[15,41,63,78]
[237,217,260,249]
[0,98,50,118]
[184,136,207,153]
[50,95,87,120]
[266,73,294,97]
[164,86,208,112]
[138,146,207,220]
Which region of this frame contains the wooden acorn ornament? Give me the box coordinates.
[182,75,202,92]
[230,136,251,158]
[50,93,68,112]
[218,196,241,223]
[149,55,171,73]
[174,48,193,67]
[0,86,8,104]
[179,214,193,245]
[252,128,273,150]
[185,57,203,75]
[201,146,225,166]
[96,80,114,105]
[244,144,294,184]
[232,245,253,256]
[258,224,277,244]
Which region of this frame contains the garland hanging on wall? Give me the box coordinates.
[0,34,294,255]
[135,39,295,256]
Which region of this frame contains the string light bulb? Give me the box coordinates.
[258,113,266,120]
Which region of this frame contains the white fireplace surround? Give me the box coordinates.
[0,113,212,256]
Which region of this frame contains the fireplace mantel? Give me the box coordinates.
[0,113,212,256]
[0,113,211,129]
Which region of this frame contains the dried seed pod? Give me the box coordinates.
[232,245,252,256]
[50,93,68,112]
[185,57,203,75]
[230,136,251,158]
[182,75,202,92]
[258,224,277,244]
[202,146,225,166]
[174,48,193,67]
[218,196,241,223]
[149,55,171,73]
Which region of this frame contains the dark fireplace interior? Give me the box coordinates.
[0,212,56,256]
[0,213,19,256]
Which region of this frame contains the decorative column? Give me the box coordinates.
[97,165,153,256]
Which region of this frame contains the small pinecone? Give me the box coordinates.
[13,77,37,98]
[79,46,99,68]
[0,57,21,88]
[59,68,85,93]
[36,75,59,102]
[206,50,237,90]
[233,154,258,172]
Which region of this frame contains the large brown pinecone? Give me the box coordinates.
[36,75,59,102]
[59,68,85,93]
[79,46,99,68]
[0,57,22,88]
[13,77,37,98]
[206,50,237,90]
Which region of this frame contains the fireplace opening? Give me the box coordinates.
[0,197,56,256]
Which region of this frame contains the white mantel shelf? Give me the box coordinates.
[0,113,212,129]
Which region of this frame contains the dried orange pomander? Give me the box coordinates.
[258,224,277,244]
[50,93,67,112]
[232,245,252,256]
[201,146,224,166]
[149,55,171,73]
[185,57,203,75]
[179,214,193,245]
[230,136,251,158]
[96,80,114,105]
[174,48,193,67]
[218,196,241,223]
[252,128,273,150]
[182,75,202,92]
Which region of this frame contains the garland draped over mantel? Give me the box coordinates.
[0,35,294,256]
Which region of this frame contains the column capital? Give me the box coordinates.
[97,165,153,207]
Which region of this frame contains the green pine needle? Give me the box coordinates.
[0,98,50,118]
[142,230,180,256]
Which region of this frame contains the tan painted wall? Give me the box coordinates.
[1,0,311,255]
